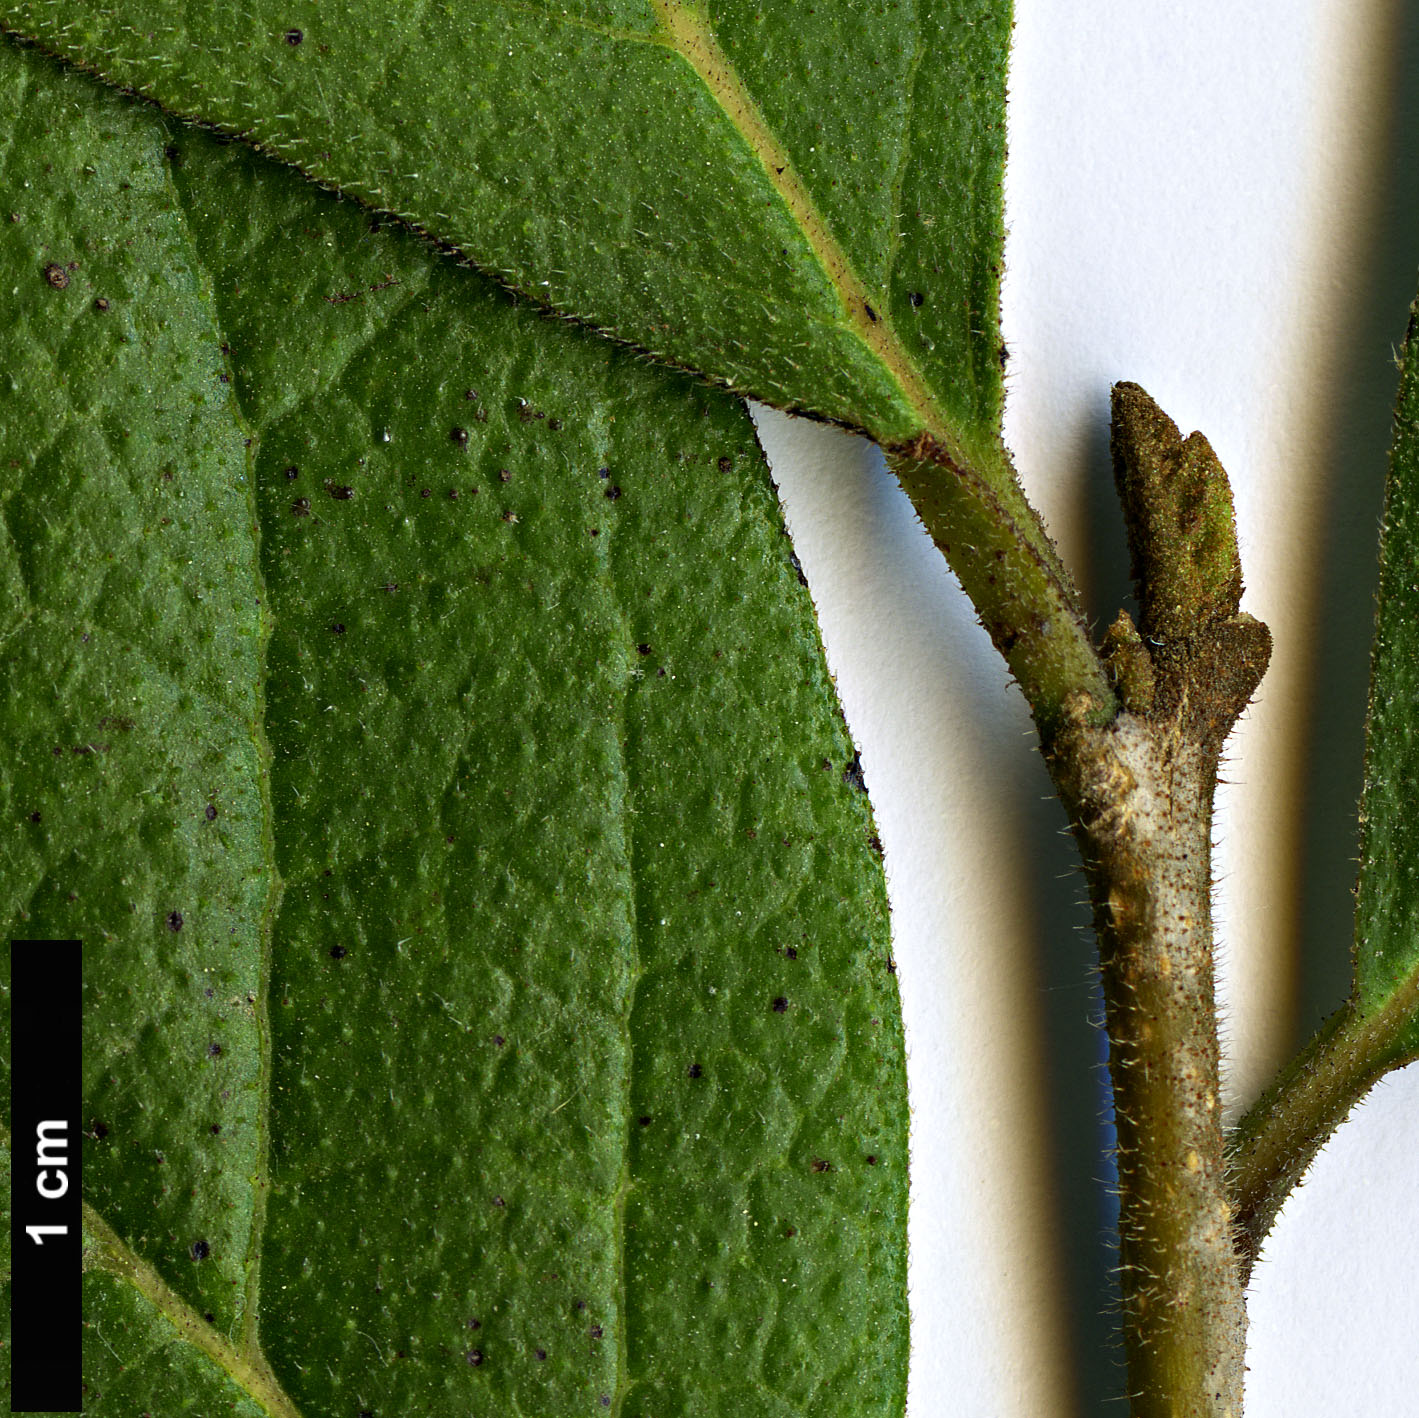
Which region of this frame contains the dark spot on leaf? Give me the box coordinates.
[784,946,798,960]
[772,996,788,1013]
[284,27,304,44]
[604,485,621,500]
[205,1312,215,1322]
[448,488,459,500]
[575,1299,587,1311]
[492,1195,505,1207]
[205,804,218,821]
[535,1348,547,1361]
[811,1158,831,1173]
[291,497,311,516]
[43,263,69,289]
[590,1324,603,1339]
[330,945,347,960]
[785,1226,797,1238]
[467,1317,481,1330]
[466,1349,483,1367]
[688,1063,702,1078]
[600,1398,611,1408]
[93,296,110,312]
[498,468,512,482]
[548,418,562,431]
[208,1042,223,1057]
[451,426,469,447]
[886,957,897,974]
[842,753,867,792]
[167,911,184,932]
[420,488,431,498]
[211,1124,222,1135]
[327,483,354,500]
[867,833,883,855]
[598,467,611,479]
[866,1154,878,1165]
[90,1120,109,1140]
[493,1034,505,1047]
[786,546,808,585]
[864,301,879,322]
[285,465,300,480]
[28,810,41,823]
[190,1239,210,1260]
[908,291,924,308]
[331,622,345,635]
[636,643,651,656]
[164,144,182,167]
[717,456,732,473]
[637,1115,652,1126]
[464,389,479,401]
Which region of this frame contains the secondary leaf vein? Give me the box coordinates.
[162,136,286,1376]
[81,1201,307,1418]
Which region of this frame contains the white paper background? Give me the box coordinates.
[751,3,1419,1414]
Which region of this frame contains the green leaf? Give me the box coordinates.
[0,40,908,1416]
[1227,296,1419,1263]
[1353,297,1419,1056]
[0,0,1011,463]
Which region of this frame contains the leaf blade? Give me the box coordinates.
[1354,297,1419,1051]
[1,0,1011,456]
[1227,295,1419,1263]
[0,40,909,1416]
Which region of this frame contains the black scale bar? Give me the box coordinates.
[9,940,81,1414]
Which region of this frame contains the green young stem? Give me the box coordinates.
[1228,976,1419,1276]
[886,437,1116,740]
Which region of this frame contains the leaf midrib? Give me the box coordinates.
[646,0,961,454]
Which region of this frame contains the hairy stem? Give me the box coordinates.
[1043,386,1268,1415]
[1051,709,1246,1416]
[886,437,1115,739]
[1228,977,1419,1275]
[891,375,1269,1413]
